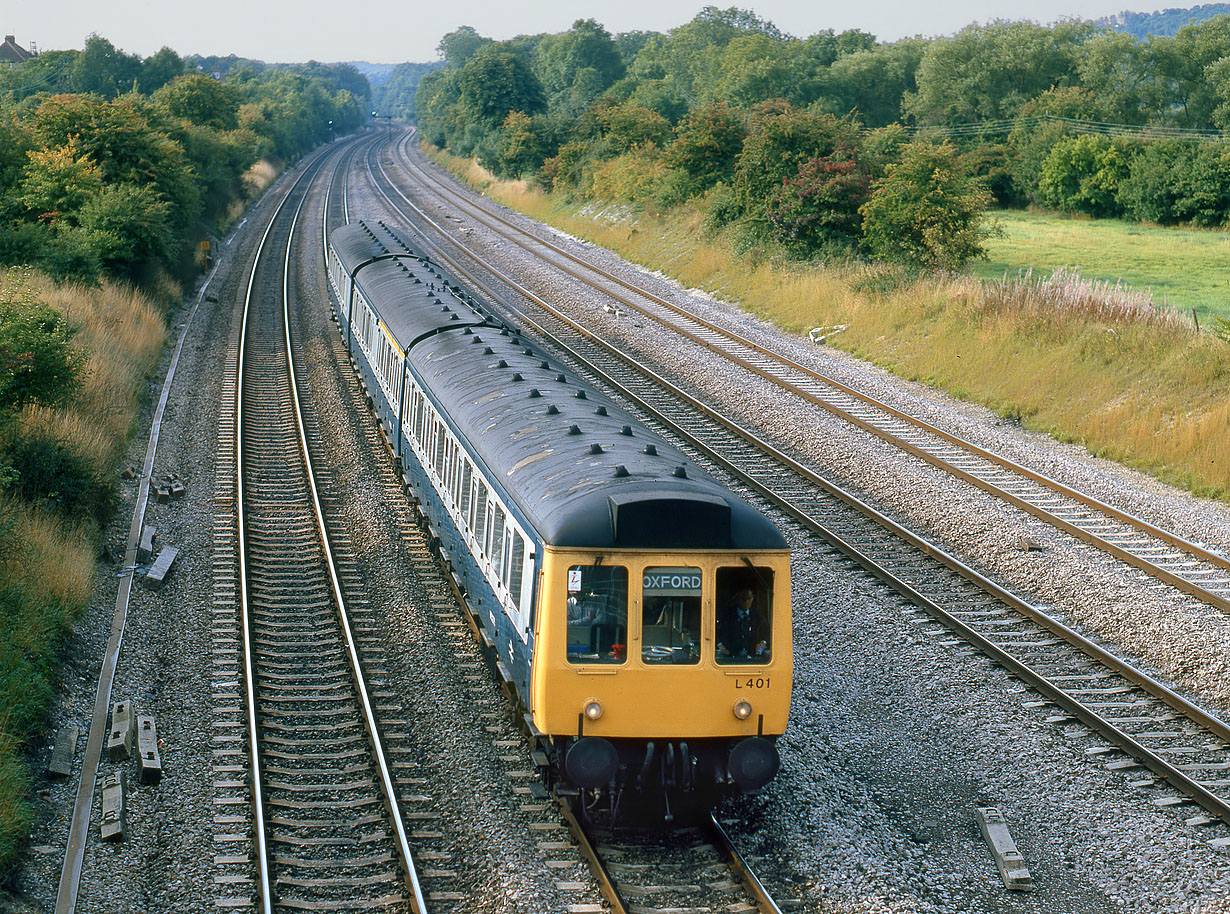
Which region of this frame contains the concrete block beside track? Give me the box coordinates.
[137,525,157,563]
[136,715,162,785]
[976,806,1034,891]
[100,770,126,842]
[107,701,134,762]
[47,724,78,778]
[145,546,180,590]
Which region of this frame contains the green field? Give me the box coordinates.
[974,210,1230,319]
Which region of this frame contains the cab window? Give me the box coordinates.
[566,565,627,665]
[641,566,701,665]
[715,566,773,665]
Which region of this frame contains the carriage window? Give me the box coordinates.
[460,461,473,519]
[474,484,488,546]
[491,508,506,574]
[641,566,701,665]
[715,566,774,665]
[566,564,627,665]
[508,534,526,607]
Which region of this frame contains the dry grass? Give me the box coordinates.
[242,159,278,197]
[19,272,166,464]
[0,269,168,868]
[432,147,1230,499]
[0,495,94,610]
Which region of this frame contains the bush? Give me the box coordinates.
[1118,141,1230,227]
[0,291,83,411]
[5,432,116,524]
[764,148,871,257]
[1038,135,1130,217]
[860,139,993,271]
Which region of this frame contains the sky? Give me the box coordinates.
[7,0,1148,64]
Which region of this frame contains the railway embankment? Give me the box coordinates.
[428,147,1230,504]
[0,270,166,870]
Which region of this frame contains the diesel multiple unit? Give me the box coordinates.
[327,219,792,816]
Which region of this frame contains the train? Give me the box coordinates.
[326,219,792,819]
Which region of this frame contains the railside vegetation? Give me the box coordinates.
[0,36,368,874]
[432,149,1230,500]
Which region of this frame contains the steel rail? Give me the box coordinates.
[708,814,785,914]
[556,802,630,914]
[289,151,427,912]
[360,133,1230,828]
[392,130,1230,613]
[236,148,331,914]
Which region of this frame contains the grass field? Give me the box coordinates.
[975,210,1230,320]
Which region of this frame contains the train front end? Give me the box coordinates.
[531,540,791,819]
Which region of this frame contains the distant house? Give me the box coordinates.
[0,35,33,66]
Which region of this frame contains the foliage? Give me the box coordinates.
[733,108,862,222]
[1038,135,1130,217]
[859,140,993,270]
[0,287,82,411]
[666,102,747,193]
[904,20,1095,124]
[1116,141,1230,227]
[457,49,546,128]
[764,147,871,255]
[153,74,240,130]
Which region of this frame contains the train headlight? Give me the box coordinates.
[733,700,753,720]
[584,700,604,721]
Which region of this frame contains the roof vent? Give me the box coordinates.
[568,424,582,435]
[613,465,629,478]
[484,347,494,355]
[464,328,473,335]
[589,443,604,455]
[528,388,541,398]
[594,406,608,416]
[471,336,482,343]
[501,328,510,336]
[644,444,657,455]
[556,374,566,383]
[524,348,534,356]
[621,425,634,437]
[672,466,688,478]
[574,390,587,400]
[540,361,550,370]
[449,314,460,321]
[511,372,523,381]
[547,405,560,415]
[497,359,508,368]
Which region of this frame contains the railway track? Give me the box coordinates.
[357,130,1230,841]
[221,139,426,913]
[387,130,1230,618]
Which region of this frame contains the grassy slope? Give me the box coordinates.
[974,210,1230,320]
[0,271,166,870]
[438,153,1230,501]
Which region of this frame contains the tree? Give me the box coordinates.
[18,140,104,227]
[457,49,546,129]
[733,108,861,219]
[666,102,746,190]
[71,36,143,99]
[140,47,185,94]
[905,21,1094,124]
[817,39,925,128]
[75,183,173,280]
[497,111,555,177]
[534,19,625,115]
[1038,135,1129,217]
[765,146,871,256]
[859,140,993,271]
[153,74,241,130]
[597,104,671,153]
[438,26,492,68]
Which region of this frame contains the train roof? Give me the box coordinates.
[332,221,787,553]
